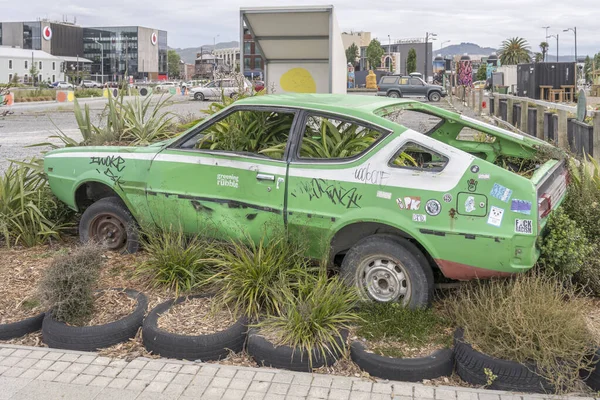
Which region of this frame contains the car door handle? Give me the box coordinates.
[256,173,275,181]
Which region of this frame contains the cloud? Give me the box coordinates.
[2,0,598,55]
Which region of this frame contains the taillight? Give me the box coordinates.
[539,194,552,219]
[377,86,380,91]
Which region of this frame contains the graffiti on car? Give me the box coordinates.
[291,178,362,209]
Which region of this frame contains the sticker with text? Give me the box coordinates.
[403,196,421,210]
[425,199,441,216]
[412,214,426,222]
[467,179,478,192]
[217,174,239,188]
[487,206,504,227]
[465,196,475,213]
[511,199,532,215]
[515,219,533,234]
[443,193,452,203]
[377,190,392,200]
[396,198,405,209]
[478,174,490,180]
[490,183,512,202]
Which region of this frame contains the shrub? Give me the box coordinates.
[75,88,103,98]
[447,274,596,393]
[256,274,359,366]
[38,244,104,325]
[0,160,72,248]
[119,95,175,145]
[136,227,217,295]
[208,234,314,319]
[537,207,593,277]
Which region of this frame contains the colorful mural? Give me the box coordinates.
[280,68,317,93]
[432,58,446,84]
[458,60,473,86]
[56,91,74,103]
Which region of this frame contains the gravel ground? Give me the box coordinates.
[0,95,211,172]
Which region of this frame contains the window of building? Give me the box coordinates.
[39,61,42,70]
[8,60,12,69]
[380,109,443,135]
[38,74,42,83]
[24,74,28,82]
[244,57,251,69]
[390,142,448,171]
[8,74,13,82]
[255,58,262,69]
[52,62,56,70]
[244,42,252,54]
[52,75,56,82]
[298,115,383,160]
[24,60,28,69]
[181,109,296,161]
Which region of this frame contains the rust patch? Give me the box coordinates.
[246,213,258,220]
[435,259,515,280]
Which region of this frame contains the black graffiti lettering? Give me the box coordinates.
[90,155,126,172]
[103,168,124,191]
[292,178,362,209]
[354,164,390,185]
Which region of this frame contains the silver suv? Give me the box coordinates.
[377,76,446,102]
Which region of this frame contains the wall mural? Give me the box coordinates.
[458,60,473,86]
[280,68,317,93]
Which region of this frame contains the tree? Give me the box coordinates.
[499,37,531,65]
[539,42,549,62]
[29,64,38,85]
[534,52,544,63]
[584,56,592,82]
[366,39,384,70]
[168,50,181,79]
[476,63,487,81]
[406,48,417,74]
[345,43,359,66]
[10,73,19,85]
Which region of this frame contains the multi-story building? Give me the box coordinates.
[342,31,371,67]
[0,46,64,84]
[212,47,239,71]
[195,53,225,79]
[242,28,263,79]
[360,39,433,77]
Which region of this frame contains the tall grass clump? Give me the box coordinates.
[38,243,104,325]
[447,274,596,392]
[136,226,217,296]
[256,273,359,366]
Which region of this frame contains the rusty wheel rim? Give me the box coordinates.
[89,212,127,251]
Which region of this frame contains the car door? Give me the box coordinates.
[145,105,297,243]
[409,78,427,96]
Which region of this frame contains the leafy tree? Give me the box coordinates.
[345,43,359,66]
[366,39,384,70]
[168,50,181,79]
[499,37,531,65]
[539,42,549,62]
[406,48,417,74]
[534,52,544,63]
[476,63,487,81]
[10,73,19,85]
[29,64,38,85]
[584,56,592,82]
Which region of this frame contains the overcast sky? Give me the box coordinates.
[2,0,598,57]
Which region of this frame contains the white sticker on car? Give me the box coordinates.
[487,206,504,227]
[515,219,533,234]
[412,214,426,222]
[217,174,239,188]
[377,190,392,200]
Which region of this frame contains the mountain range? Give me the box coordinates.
[173,41,240,64]
[437,42,497,57]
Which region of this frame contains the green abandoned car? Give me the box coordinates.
[44,94,568,308]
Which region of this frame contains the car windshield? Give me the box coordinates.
[205,81,217,88]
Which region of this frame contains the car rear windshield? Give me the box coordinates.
[380,109,443,135]
[380,77,397,85]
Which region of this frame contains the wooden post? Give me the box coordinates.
[478,88,483,115]
[449,77,453,100]
[507,98,514,125]
[494,94,500,117]
[536,104,545,140]
[557,109,568,149]
[520,100,529,134]
[471,89,476,111]
[593,111,600,161]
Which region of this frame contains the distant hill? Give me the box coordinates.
[173,41,240,64]
[438,42,497,57]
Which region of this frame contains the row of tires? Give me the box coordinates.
[2,291,600,393]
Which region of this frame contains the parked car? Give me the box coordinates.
[253,80,265,92]
[49,81,74,90]
[473,81,486,89]
[377,76,447,102]
[80,80,103,89]
[188,78,251,101]
[155,82,179,91]
[44,94,567,308]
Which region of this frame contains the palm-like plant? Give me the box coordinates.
[499,37,531,65]
[540,42,549,61]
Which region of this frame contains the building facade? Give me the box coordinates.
[242,28,263,79]
[0,21,83,58]
[212,47,239,71]
[360,40,433,77]
[0,47,64,84]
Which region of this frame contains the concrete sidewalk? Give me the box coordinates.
[0,344,577,400]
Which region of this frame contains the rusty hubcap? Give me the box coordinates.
[89,213,127,250]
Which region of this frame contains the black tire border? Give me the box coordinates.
[42,288,147,351]
[0,312,45,340]
[580,349,600,391]
[142,294,247,361]
[350,340,453,382]
[247,327,347,372]
[454,328,552,393]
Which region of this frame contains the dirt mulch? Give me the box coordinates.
[81,290,137,327]
[356,337,449,359]
[157,296,235,336]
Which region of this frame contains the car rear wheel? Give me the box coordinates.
[79,197,139,254]
[428,92,441,102]
[388,91,401,98]
[194,92,205,101]
[340,236,433,309]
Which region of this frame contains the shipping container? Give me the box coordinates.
[517,62,576,100]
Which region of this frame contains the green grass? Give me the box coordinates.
[21,298,41,310]
[355,302,452,358]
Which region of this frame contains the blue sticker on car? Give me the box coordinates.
[490,183,512,203]
[511,199,532,215]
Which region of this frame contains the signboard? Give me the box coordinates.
[151,32,158,46]
[43,26,52,41]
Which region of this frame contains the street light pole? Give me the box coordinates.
[94,36,104,84]
[542,26,550,61]
[550,34,559,62]
[424,32,437,80]
[440,40,451,51]
[563,27,577,63]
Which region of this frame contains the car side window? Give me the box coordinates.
[298,114,383,160]
[390,142,449,171]
[409,78,422,85]
[380,77,396,85]
[381,109,444,135]
[399,78,409,85]
[179,109,295,160]
[456,126,496,143]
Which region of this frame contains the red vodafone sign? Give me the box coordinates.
[151,32,158,46]
[42,26,52,41]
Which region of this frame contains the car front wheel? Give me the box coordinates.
[194,92,205,101]
[340,236,433,309]
[428,92,441,102]
[79,197,139,253]
[388,91,401,98]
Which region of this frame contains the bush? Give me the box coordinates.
[208,234,315,319]
[256,274,359,367]
[75,88,103,98]
[447,274,596,392]
[38,244,104,325]
[537,207,593,277]
[136,227,217,295]
[0,160,72,248]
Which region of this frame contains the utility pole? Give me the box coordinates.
[542,26,550,61]
[563,27,577,63]
[94,35,104,84]
[550,34,559,62]
[424,32,437,80]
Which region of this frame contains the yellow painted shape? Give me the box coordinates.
[280,68,317,93]
[67,91,74,102]
[103,89,109,98]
